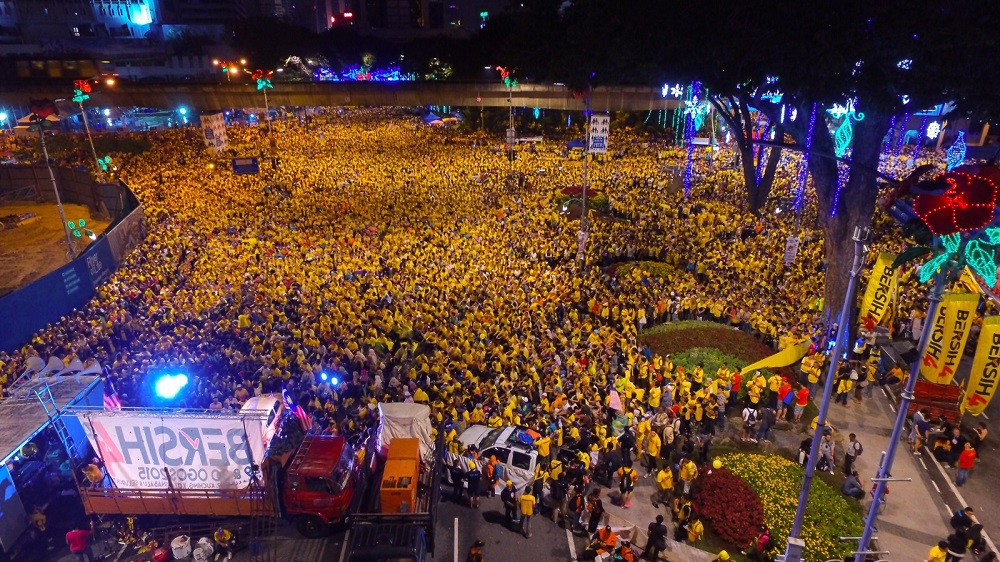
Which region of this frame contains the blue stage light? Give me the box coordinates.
[154,374,189,400]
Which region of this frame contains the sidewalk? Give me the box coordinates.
[821,388,951,562]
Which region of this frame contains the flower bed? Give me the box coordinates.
[640,321,792,380]
[693,467,765,548]
[718,452,863,562]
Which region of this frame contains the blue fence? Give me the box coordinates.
[0,191,145,352]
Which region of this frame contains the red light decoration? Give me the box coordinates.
[29,98,58,119]
[913,171,998,236]
[73,80,92,93]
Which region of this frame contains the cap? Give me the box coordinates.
[468,460,476,469]
[718,551,730,561]
[506,480,513,486]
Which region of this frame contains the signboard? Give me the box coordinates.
[77,412,266,490]
[783,236,800,265]
[232,157,260,176]
[588,114,610,154]
[506,128,516,146]
[200,113,228,154]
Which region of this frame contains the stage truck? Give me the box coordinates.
[68,398,443,557]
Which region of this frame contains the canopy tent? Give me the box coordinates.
[422,112,441,123]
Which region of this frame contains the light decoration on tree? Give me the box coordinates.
[832,161,850,216]
[661,83,684,98]
[67,218,86,238]
[793,103,818,215]
[893,112,909,158]
[832,102,865,158]
[71,80,91,103]
[496,67,518,89]
[533,107,540,120]
[881,115,897,160]
[97,156,111,171]
[946,131,967,171]
[252,69,274,90]
[925,121,942,140]
[683,81,702,197]
[912,116,929,162]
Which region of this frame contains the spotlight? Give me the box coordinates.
[178,107,188,115]
[331,376,339,385]
[321,372,328,381]
[103,108,111,116]
[154,374,189,400]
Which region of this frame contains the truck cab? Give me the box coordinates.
[282,434,363,537]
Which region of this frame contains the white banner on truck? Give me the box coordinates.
[77,412,266,490]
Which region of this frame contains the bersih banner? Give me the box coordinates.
[920,292,980,385]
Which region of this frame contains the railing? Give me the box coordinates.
[80,486,278,518]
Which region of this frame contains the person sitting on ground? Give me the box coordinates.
[578,525,618,561]
[841,470,865,499]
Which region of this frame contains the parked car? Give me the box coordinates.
[445,425,538,484]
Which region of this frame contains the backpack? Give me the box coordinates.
[621,468,634,489]
[855,442,863,456]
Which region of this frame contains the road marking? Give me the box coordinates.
[888,402,896,413]
[983,412,990,420]
[932,481,941,494]
[927,447,999,555]
[454,518,459,562]
[881,387,888,399]
[919,458,928,471]
[338,530,350,562]
[567,528,577,561]
[945,503,953,515]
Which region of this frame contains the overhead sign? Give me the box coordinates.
[77,412,266,490]
[200,113,228,154]
[783,236,800,266]
[232,157,260,175]
[588,114,610,154]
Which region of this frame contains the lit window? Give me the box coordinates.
[72,27,80,37]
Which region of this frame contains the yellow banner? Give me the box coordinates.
[963,316,1000,416]
[859,253,898,327]
[920,293,981,384]
[740,341,810,374]
[959,267,983,294]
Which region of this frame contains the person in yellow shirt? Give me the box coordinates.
[518,487,536,538]
[412,386,429,403]
[653,465,673,507]
[535,433,552,464]
[644,430,661,476]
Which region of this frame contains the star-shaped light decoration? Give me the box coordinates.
[252,69,274,91]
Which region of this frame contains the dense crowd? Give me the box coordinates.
[0,108,976,556]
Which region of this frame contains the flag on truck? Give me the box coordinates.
[283,387,311,431]
[103,376,121,411]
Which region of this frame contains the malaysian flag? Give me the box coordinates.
[103,377,121,412]
[283,387,311,432]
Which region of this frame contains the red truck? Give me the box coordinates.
[71,399,372,538]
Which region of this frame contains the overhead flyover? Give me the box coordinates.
[0,81,682,112]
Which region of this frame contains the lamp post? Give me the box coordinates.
[251,69,274,136]
[213,58,247,83]
[579,84,592,267]
[853,265,944,562]
[71,80,105,182]
[28,99,76,260]
[782,225,871,562]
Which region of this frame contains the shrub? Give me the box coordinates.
[719,453,863,562]
[640,321,793,381]
[693,467,765,548]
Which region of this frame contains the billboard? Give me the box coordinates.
[588,114,610,154]
[200,113,228,154]
[76,412,266,490]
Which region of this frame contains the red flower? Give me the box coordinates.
[29,98,58,119]
[693,468,765,548]
[73,80,92,93]
[913,171,998,235]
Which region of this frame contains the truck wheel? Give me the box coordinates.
[295,516,327,538]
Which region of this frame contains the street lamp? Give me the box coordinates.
[28,98,77,260]
[213,59,247,83]
[71,79,107,182]
[0,111,11,132]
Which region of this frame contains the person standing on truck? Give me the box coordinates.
[501,481,518,525]
[214,527,235,561]
[519,486,536,538]
[466,460,482,509]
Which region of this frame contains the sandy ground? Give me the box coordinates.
[0,202,111,297]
